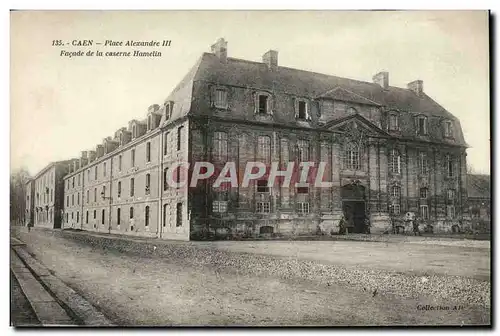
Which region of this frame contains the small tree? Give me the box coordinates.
[10,168,30,226]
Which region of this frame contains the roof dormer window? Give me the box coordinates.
[443,120,453,138]
[295,99,311,121]
[132,124,137,139]
[214,88,228,109]
[254,92,273,115]
[388,113,399,131]
[164,101,174,120]
[147,115,152,131]
[415,115,428,136]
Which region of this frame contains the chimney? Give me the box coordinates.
[148,104,160,114]
[407,80,424,96]
[211,38,228,62]
[262,50,278,70]
[373,71,389,89]
[73,159,80,171]
[88,150,97,162]
[96,144,104,158]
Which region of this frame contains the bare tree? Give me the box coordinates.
[10,167,30,226]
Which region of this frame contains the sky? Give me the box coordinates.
[10,10,490,176]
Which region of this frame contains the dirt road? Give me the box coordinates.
[13,229,490,326]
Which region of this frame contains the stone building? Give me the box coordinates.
[27,161,70,229]
[59,38,471,240]
[467,174,490,233]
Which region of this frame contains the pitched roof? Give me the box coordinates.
[467,174,490,198]
[193,52,467,146]
[316,87,381,106]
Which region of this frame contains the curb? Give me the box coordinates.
[12,244,114,326]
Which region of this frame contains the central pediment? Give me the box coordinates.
[323,113,390,138]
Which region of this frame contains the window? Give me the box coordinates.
[66,195,69,207]
[391,186,401,198]
[389,149,401,174]
[297,139,309,163]
[72,177,75,188]
[66,213,68,223]
[447,189,455,200]
[72,194,74,206]
[86,211,88,224]
[256,180,269,193]
[130,178,135,196]
[163,204,167,227]
[213,132,228,161]
[78,174,81,186]
[103,162,107,177]
[297,187,309,194]
[257,136,271,163]
[130,207,134,219]
[117,208,121,225]
[87,169,90,181]
[177,126,184,151]
[296,100,309,120]
[256,202,271,213]
[446,205,455,219]
[145,206,150,226]
[417,116,428,135]
[212,201,228,213]
[145,174,151,195]
[87,190,89,203]
[446,155,454,177]
[258,95,268,114]
[118,155,122,171]
[280,139,289,167]
[444,120,453,137]
[420,188,428,199]
[344,142,360,170]
[117,181,121,198]
[93,210,96,219]
[176,203,183,227]
[94,188,97,202]
[419,152,428,175]
[163,168,168,190]
[146,142,151,162]
[297,202,310,214]
[215,89,228,108]
[131,149,135,167]
[389,114,399,131]
[102,185,106,198]
[95,166,98,180]
[101,209,105,225]
[420,205,429,220]
[389,203,401,215]
[163,133,169,156]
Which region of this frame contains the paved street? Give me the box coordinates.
[11,228,491,326]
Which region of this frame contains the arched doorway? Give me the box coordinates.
[341,182,367,233]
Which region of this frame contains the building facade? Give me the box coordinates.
[467,174,490,233]
[44,38,471,240]
[28,161,70,229]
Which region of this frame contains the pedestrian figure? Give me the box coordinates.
[339,215,347,235]
[412,218,421,236]
[364,217,371,234]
